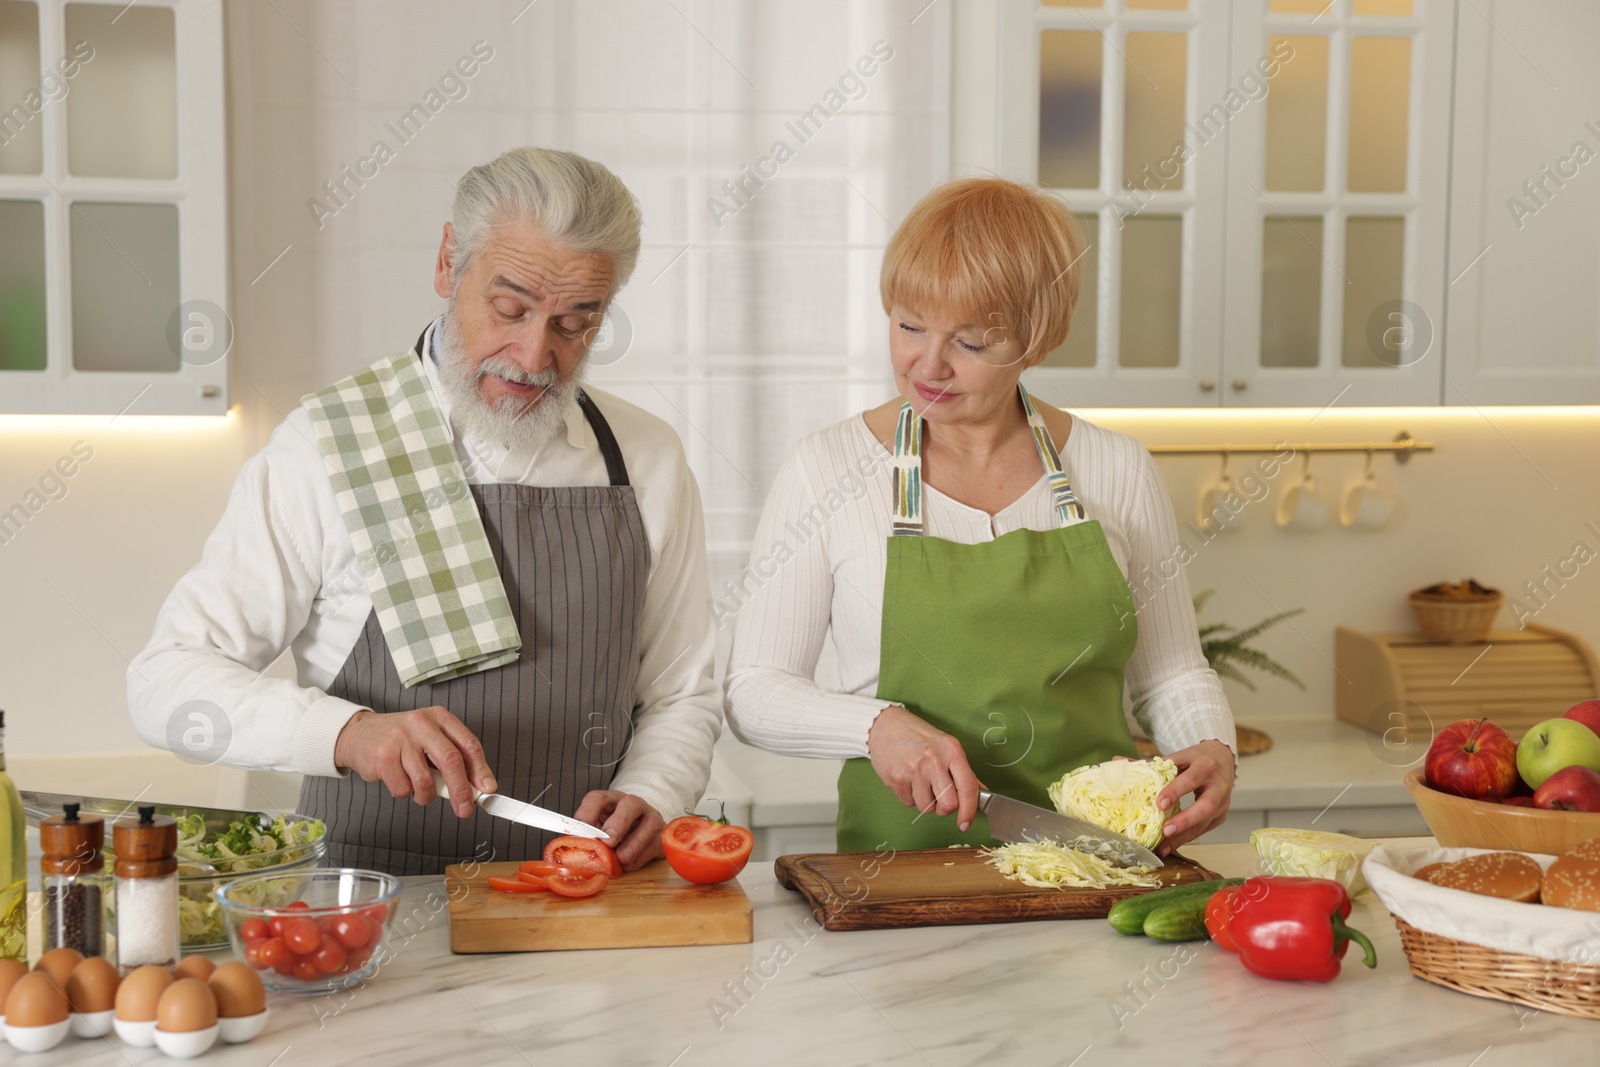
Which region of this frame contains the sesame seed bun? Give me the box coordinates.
[1543,839,1600,911]
[1413,862,1447,882]
[1426,851,1543,903]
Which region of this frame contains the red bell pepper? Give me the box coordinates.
[1205,885,1243,951]
[1228,876,1377,983]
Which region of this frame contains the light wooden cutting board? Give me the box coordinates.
[444,858,753,953]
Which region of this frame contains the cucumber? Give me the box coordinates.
[1105,878,1243,936]
[1142,896,1216,942]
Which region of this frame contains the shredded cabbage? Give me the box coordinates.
[1047,757,1178,850]
[983,839,1160,889]
[1251,827,1373,896]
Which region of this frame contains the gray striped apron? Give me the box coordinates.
[298,337,649,876]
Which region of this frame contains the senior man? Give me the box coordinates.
[128,148,720,876]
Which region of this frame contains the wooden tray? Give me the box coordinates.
[774,847,1224,931]
[444,859,752,953]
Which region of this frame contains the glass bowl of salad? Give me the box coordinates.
[108,813,328,950]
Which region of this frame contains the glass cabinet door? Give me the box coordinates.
[1219,0,1452,407]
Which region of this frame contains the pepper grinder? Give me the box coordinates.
[40,802,106,957]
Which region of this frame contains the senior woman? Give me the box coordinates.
[724,178,1236,855]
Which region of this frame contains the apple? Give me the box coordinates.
[1501,796,1535,807]
[1516,717,1600,790]
[1424,718,1520,801]
[1531,765,1600,813]
[1564,699,1600,738]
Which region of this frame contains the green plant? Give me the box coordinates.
[1194,589,1306,693]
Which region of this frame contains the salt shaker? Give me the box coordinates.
[113,805,178,974]
[40,802,106,957]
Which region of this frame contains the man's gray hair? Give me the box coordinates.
[450,147,642,295]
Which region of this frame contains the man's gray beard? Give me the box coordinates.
[435,310,586,452]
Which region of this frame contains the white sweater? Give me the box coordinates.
[723,411,1236,761]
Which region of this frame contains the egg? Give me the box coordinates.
[172,956,216,982]
[155,978,218,1034]
[115,965,174,1023]
[33,947,82,990]
[6,971,70,1027]
[207,963,265,1019]
[0,958,28,1015]
[65,956,119,1014]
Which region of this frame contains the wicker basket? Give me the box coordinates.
[1409,584,1503,644]
[1393,916,1600,1020]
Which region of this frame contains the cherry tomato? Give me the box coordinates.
[488,875,549,893]
[660,814,754,885]
[362,905,390,929]
[257,937,291,970]
[286,900,312,912]
[243,939,269,970]
[268,916,287,938]
[311,938,348,974]
[239,917,270,943]
[344,945,372,972]
[283,917,322,955]
[543,836,621,877]
[293,957,321,982]
[330,915,372,949]
[545,869,608,898]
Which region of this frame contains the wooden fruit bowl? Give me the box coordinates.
[1405,767,1600,853]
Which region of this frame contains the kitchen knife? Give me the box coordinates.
[431,772,609,841]
[978,790,1164,869]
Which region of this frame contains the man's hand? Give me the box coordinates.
[1153,738,1236,858]
[333,707,496,817]
[572,791,666,872]
[866,704,985,832]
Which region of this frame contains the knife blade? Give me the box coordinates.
[978,790,1164,869]
[431,772,609,841]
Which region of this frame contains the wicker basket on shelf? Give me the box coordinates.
[1408,579,1503,644]
[1392,917,1600,1020]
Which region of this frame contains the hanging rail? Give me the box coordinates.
[1145,431,1434,465]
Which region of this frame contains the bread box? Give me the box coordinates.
[1335,622,1600,741]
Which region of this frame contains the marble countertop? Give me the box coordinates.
[26,837,1598,1067]
[711,714,1419,828]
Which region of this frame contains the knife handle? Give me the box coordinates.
[430,769,486,804]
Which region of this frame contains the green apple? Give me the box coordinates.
[1516,717,1600,789]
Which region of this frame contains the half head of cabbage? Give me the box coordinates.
[1047,757,1178,851]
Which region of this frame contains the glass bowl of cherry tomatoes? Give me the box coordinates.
[215,868,403,994]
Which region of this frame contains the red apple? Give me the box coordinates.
[1501,796,1535,806]
[1564,699,1600,738]
[1531,765,1600,812]
[1425,717,1520,801]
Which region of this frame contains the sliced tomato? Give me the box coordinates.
[545,869,608,898]
[487,874,548,893]
[661,815,754,885]
[516,860,571,880]
[543,836,621,876]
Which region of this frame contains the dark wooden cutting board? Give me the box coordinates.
[774,847,1224,931]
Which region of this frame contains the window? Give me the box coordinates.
[0,0,227,416]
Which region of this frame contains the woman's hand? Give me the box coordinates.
[1153,738,1236,857]
[866,704,985,831]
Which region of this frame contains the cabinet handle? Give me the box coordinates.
[1199,379,1216,392]
[1232,378,1249,391]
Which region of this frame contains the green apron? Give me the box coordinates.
[836,384,1142,852]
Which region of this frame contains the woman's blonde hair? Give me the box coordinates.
[879,178,1086,364]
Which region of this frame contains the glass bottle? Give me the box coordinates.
[112,805,178,973]
[40,802,106,957]
[0,711,26,963]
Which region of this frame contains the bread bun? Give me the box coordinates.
[1413,862,1447,882]
[1427,851,1543,903]
[1543,839,1600,911]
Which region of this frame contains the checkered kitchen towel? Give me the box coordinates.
[303,352,520,687]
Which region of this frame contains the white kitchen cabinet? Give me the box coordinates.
[980,0,1595,407]
[1442,0,1600,406]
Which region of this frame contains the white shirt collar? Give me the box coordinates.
[419,316,587,463]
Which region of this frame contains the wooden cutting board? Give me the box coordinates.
[775,847,1224,931]
[444,859,752,953]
